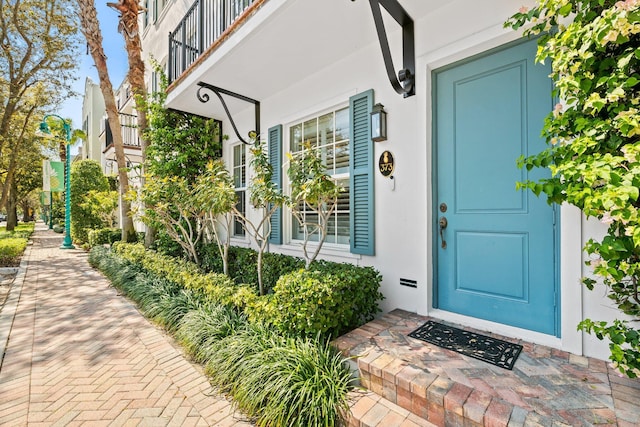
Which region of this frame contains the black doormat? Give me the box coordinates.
[408,320,522,370]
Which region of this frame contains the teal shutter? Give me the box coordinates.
[349,89,375,255]
[268,124,283,245]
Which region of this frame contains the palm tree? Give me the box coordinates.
[107,0,155,246]
[108,0,154,246]
[76,0,136,241]
[107,0,148,156]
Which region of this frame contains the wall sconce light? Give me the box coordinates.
[371,103,387,142]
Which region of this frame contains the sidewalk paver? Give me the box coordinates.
[0,223,253,426]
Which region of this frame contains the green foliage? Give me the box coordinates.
[152,228,186,258]
[138,160,236,266]
[0,223,34,266]
[506,0,640,376]
[0,223,35,240]
[114,242,383,337]
[205,324,352,427]
[144,65,223,182]
[199,244,304,293]
[0,238,27,266]
[176,303,248,363]
[194,160,237,274]
[87,228,122,247]
[80,190,118,228]
[112,242,242,308]
[287,143,344,267]
[247,141,287,211]
[138,173,206,263]
[237,140,288,296]
[88,246,143,290]
[89,245,354,426]
[579,318,640,378]
[70,160,110,244]
[252,267,383,338]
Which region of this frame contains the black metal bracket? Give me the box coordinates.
[366,0,415,97]
[196,81,260,145]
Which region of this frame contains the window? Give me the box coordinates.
[142,0,148,28]
[153,0,166,23]
[289,107,350,245]
[151,71,158,94]
[232,144,246,237]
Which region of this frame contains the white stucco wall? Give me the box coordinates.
[81,78,106,163]
[146,0,628,360]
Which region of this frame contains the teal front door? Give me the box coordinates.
[434,39,558,335]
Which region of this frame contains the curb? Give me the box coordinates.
[0,234,33,371]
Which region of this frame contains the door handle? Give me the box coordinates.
[439,217,448,249]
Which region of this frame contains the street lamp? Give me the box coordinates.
[38,115,75,249]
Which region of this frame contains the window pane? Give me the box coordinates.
[336,213,350,244]
[290,124,302,153]
[335,108,349,142]
[335,141,349,174]
[305,212,319,242]
[233,145,242,167]
[318,113,333,146]
[292,214,304,241]
[233,145,245,188]
[303,118,317,148]
[234,191,245,236]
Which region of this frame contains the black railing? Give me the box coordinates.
[104,113,141,150]
[168,0,256,83]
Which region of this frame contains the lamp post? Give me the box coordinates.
[39,115,75,249]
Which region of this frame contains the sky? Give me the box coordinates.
[58,1,129,151]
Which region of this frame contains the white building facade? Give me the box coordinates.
[80,77,106,163]
[140,0,625,361]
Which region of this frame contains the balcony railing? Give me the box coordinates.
[168,0,256,83]
[104,113,141,150]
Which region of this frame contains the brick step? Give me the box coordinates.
[356,351,515,427]
[347,389,437,427]
[335,309,637,426]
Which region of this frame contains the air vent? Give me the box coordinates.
[399,278,417,288]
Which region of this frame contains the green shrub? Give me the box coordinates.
[200,243,305,293]
[0,237,27,266]
[88,228,122,247]
[206,324,352,427]
[311,260,384,330]
[70,160,110,244]
[0,223,35,240]
[89,245,354,427]
[112,242,243,308]
[251,267,382,338]
[115,242,383,337]
[177,303,248,363]
[153,228,186,258]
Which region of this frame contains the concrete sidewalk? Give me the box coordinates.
[0,223,253,426]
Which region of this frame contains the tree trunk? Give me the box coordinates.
[77,0,135,242]
[110,0,153,245]
[5,180,17,231]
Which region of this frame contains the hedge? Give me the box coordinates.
[110,242,383,337]
[0,237,27,266]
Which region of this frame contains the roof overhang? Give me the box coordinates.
[164,0,447,121]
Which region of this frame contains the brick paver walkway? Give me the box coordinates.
[336,310,640,426]
[0,223,253,426]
